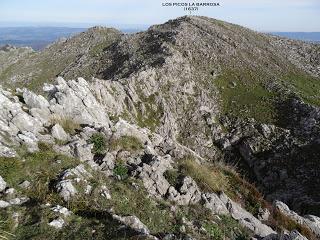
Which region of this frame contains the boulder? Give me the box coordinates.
[47,77,111,127]
[201,193,229,215]
[17,131,39,152]
[18,180,31,189]
[167,176,202,205]
[133,155,172,197]
[69,139,94,162]
[51,205,71,217]
[0,200,10,208]
[22,89,49,109]
[56,180,77,201]
[56,165,92,201]
[48,218,65,229]
[51,124,69,141]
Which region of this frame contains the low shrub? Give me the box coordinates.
[204,223,223,240]
[113,163,128,180]
[89,133,107,155]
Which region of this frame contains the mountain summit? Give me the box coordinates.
[0,16,320,239]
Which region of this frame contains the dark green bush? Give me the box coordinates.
[113,164,128,180]
[89,133,107,154]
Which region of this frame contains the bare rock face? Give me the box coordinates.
[46,77,111,128]
[218,192,276,238]
[133,155,173,197]
[167,176,201,205]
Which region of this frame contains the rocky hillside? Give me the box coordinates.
[1,16,320,239]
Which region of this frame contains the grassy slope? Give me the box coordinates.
[0,27,121,92]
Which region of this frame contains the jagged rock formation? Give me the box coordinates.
[0,16,320,239]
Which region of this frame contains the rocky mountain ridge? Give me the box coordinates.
[0,76,319,239]
[0,16,320,239]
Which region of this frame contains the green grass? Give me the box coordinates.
[204,222,223,240]
[163,169,180,187]
[214,68,279,124]
[214,67,320,125]
[109,180,174,234]
[110,136,143,152]
[178,205,251,239]
[282,72,320,106]
[0,143,78,202]
[179,158,229,193]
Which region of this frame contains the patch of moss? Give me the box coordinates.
[113,163,129,180]
[163,169,180,187]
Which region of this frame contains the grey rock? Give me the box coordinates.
[8,197,29,205]
[18,180,31,189]
[56,164,92,201]
[133,155,172,197]
[176,176,202,205]
[0,200,10,208]
[99,185,111,199]
[0,144,16,158]
[113,214,150,235]
[51,205,71,217]
[48,218,65,229]
[56,180,77,201]
[0,175,7,192]
[274,200,320,237]
[51,124,69,141]
[113,119,150,145]
[23,89,49,109]
[47,77,111,127]
[17,131,39,152]
[201,193,229,215]
[70,139,94,162]
[219,193,276,237]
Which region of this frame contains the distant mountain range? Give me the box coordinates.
[271,32,320,43]
[1,27,319,51]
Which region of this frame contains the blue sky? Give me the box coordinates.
[0,0,319,31]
